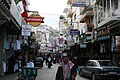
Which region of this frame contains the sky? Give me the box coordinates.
[28,0,68,30]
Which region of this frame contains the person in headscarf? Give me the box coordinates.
[55,52,77,80]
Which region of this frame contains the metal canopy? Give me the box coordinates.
[0,1,21,34]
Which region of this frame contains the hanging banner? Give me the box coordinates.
[17,1,24,14]
[10,0,22,26]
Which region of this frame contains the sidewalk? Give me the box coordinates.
[0,72,19,80]
[0,62,55,80]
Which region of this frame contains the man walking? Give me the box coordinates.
[55,51,77,80]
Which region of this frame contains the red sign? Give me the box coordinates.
[22,12,28,17]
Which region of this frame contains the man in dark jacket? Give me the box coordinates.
[55,52,77,80]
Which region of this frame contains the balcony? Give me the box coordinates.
[79,10,94,22]
[0,0,22,33]
[98,11,120,28]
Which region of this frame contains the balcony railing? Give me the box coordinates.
[1,0,11,10]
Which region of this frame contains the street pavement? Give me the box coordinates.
[0,63,90,80]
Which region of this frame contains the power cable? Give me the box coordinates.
[39,13,62,16]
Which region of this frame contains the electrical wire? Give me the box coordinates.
[39,13,62,16]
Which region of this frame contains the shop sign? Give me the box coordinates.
[97,35,110,41]
[97,26,109,36]
[72,0,86,7]
[98,31,108,36]
[25,17,44,22]
[22,25,31,36]
[70,29,80,35]
[25,13,44,27]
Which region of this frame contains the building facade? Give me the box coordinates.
[61,0,120,65]
[95,0,120,65]
[0,0,30,76]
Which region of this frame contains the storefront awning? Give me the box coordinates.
[0,2,10,25]
[0,1,21,30]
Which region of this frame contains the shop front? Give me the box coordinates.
[109,24,120,66]
[94,26,111,60]
[0,0,22,76]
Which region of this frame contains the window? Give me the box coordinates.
[86,61,94,66]
[98,61,114,66]
[114,0,118,10]
[112,0,118,11]
[107,0,110,13]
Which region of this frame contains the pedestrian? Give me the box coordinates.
[8,55,15,74]
[72,56,79,74]
[55,51,77,80]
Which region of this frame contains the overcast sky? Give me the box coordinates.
[28,0,68,30]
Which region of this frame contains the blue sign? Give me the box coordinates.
[70,29,80,35]
[72,3,86,7]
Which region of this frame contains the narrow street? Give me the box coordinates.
[1,63,90,80]
[36,63,90,80]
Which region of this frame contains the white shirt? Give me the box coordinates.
[27,62,34,67]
